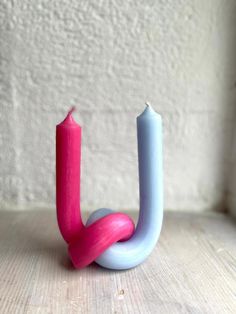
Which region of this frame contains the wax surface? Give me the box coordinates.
[56,109,83,243]
[56,105,163,270]
[84,105,163,269]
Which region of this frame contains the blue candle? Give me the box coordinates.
[87,103,163,270]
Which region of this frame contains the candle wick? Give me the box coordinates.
[68,106,76,115]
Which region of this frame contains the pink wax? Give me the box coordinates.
[56,109,135,268]
[56,108,83,243]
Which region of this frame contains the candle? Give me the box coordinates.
[56,104,163,270]
[56,107,83,243]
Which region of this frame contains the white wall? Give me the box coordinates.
[0,0,236,211]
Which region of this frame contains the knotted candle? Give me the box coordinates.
[56,104,163,270]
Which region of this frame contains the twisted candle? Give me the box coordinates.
[56,104,163,270]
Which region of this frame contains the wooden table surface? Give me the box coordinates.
[0,210,235,314]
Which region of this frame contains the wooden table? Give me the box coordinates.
[0,210,235,313]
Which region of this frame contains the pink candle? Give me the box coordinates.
[56,108,83,243]
[56,108,134,268]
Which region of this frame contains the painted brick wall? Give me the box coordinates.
[0,0,236,211]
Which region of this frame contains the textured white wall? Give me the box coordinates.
[0,0,236,211]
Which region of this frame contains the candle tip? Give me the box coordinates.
[138,101,160,119]
[57,106,81,127]
[59,106,77,125]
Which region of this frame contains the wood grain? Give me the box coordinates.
[0,210,235,314]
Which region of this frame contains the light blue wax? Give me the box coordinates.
[86,104,163,270]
